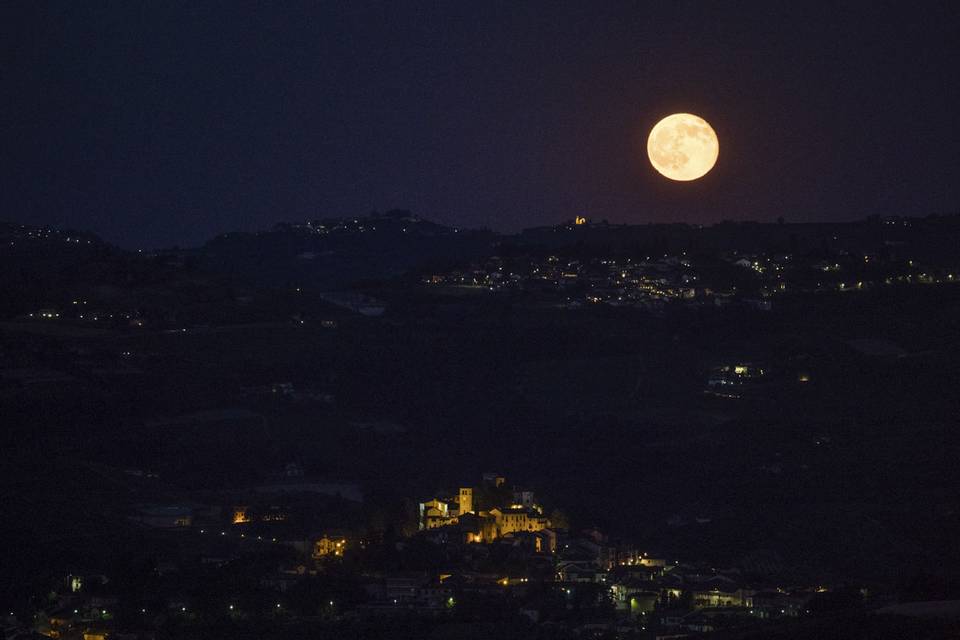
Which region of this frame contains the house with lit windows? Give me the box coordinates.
[312,533,349,558]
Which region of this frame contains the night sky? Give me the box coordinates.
[3,1,958,249]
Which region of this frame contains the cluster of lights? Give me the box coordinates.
[198,528,276,544]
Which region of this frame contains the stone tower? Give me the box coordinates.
[459,487,473,514]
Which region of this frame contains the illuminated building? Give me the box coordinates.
[691,585,753,608]
[509,529,557,553]
[418,487,473,530]
[611,582,659,615]
[557,560,605,583]
[705,363,766,399]
[417,475,551,542]
[458,487,473,514]
[513,490,535,508]
[420,498,456,530]
[313,534,348,558]
[488,507,549,536]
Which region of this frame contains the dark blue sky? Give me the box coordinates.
[2,1,958,249]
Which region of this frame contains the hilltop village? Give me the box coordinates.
[419,473,552,548]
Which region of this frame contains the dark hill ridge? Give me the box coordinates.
[511,214,960,263]
[198,209,499,289]
[0,221,343,327]
[4,212,959,301]
[0,221,138,318]
[197,212,960,290]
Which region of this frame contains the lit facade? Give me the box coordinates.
[313,535,347,558]
[488,507,549,535]
[417,476,551,543]
[458,487,473,514]
[232,507,251,524]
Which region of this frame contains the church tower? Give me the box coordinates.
[459,487,473,514]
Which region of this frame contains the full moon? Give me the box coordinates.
[647,113,719,181]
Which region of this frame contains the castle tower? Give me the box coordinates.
[459,487,473,514]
